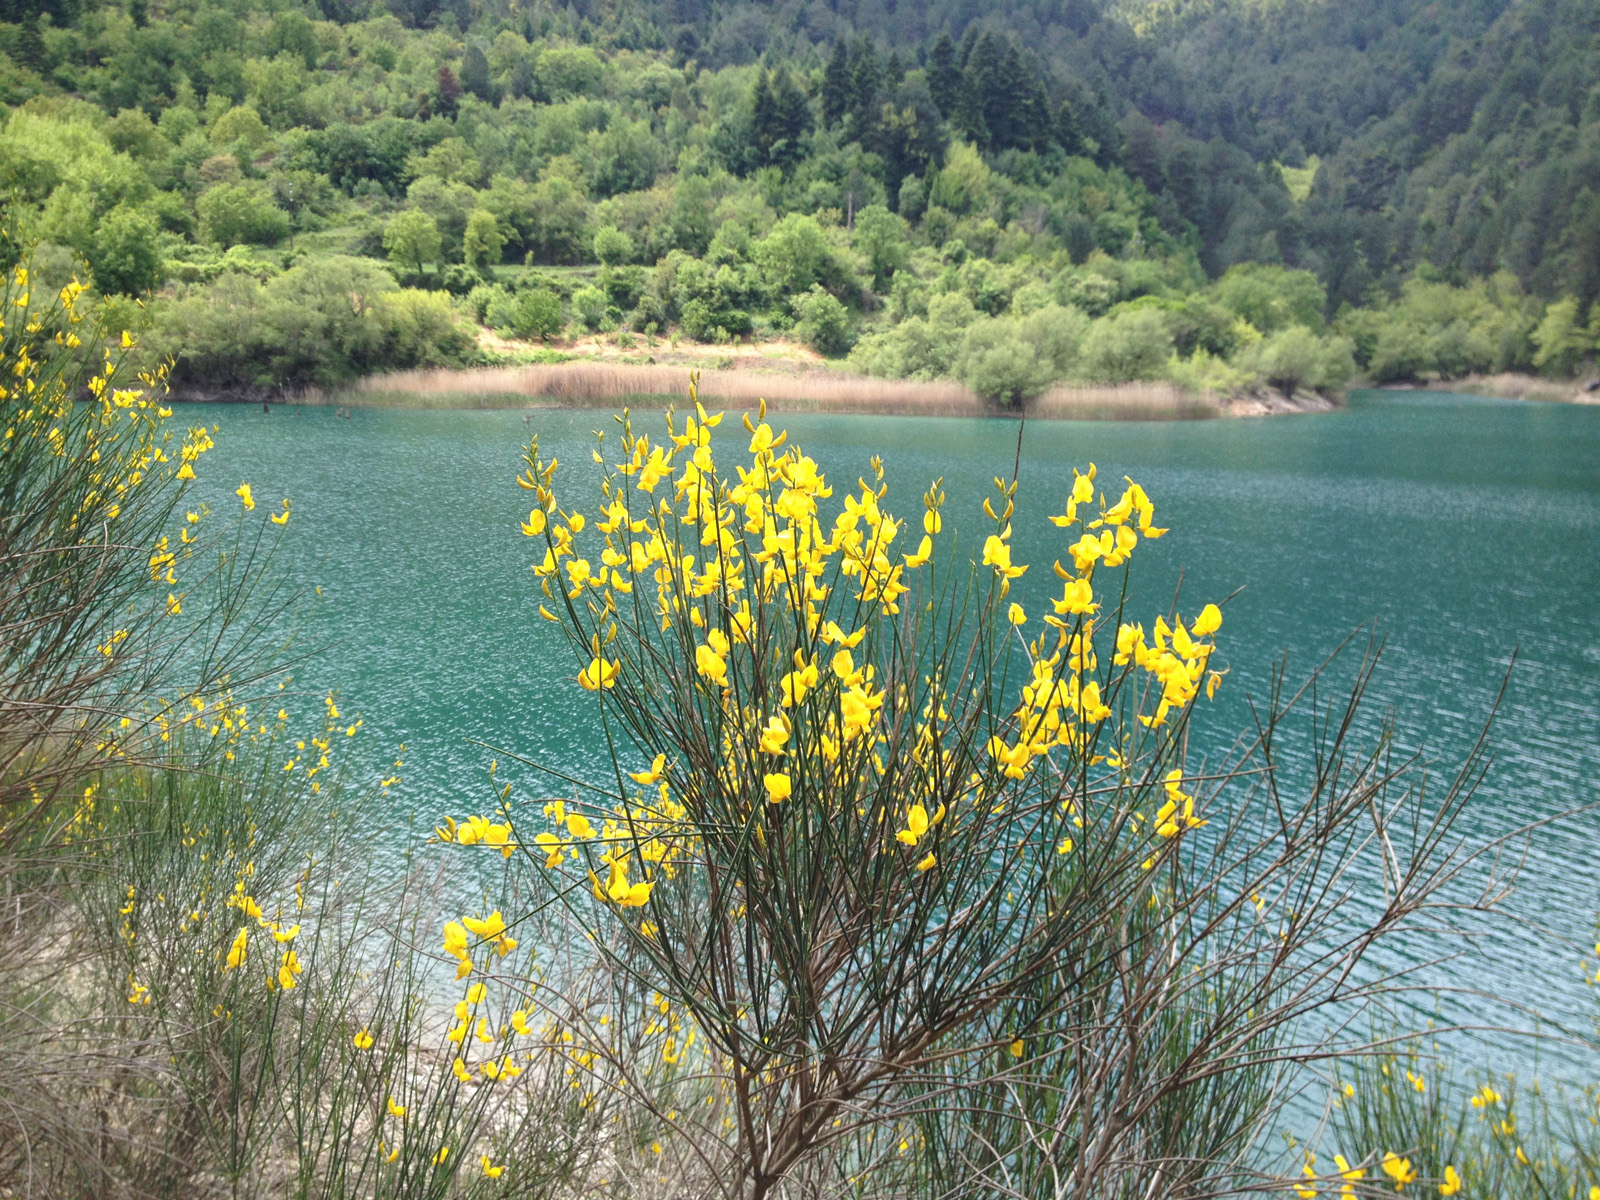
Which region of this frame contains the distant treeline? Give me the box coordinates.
[0,0,1595,400]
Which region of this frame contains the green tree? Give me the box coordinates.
[572,285,607,330]
[1210,264,1326,333]
[513,288,563,340]
[821,40,851,128]
[463,209,505,271]
[1531,297,1595,377]
[384,208,442,277]
[592,225,636,267]
[196,183,291,247]
[929,140,992,215]
[754,214,834,299]
[461,43,492,101]
[1079,308,1174,382]
[794,286,853,356]
[89,205,163,295]
[852,204,909,289]
[208,103,271,151]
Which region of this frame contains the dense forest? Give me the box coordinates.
[1,0,1596,400]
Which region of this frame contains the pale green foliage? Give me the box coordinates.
[207,104,271,151]
[592,224,636,267]
[848,290,980,379]
[754,213,836,297]
[852,204,909,288]
[1235,325,1356,394]
[0,110,152,251]
[383,208,442,275]
[514,288,564,340]
[572,284,607,330]
[1531,297,1597,376]
[197,183,291,248]
[794,286,853,356]
[1168,347,1259,394]
[930,140,993,214]
[1337,275,1543,382]
[1210,263,1326,333]
[149,255,474,387]
[463,208,506,270]
[955,304,1091,404]
[89,204,164,295]
[1079,308,1175,382]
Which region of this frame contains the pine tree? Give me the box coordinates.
[461,43,492,101]
[849,37,881,135]
[770,68,814,169]
[821,40,851,129]
[927,32,961,117]
[750,69,780,166]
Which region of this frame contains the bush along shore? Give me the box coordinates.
[6,251,1600,1199]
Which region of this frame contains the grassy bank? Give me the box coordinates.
[309,362,1221,420]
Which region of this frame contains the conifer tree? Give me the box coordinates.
[927,32,961,117]
[848,36,882,135]
[821,39,851,128]
[460,43,491,101]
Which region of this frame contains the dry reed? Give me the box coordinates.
[328,363,1219,420]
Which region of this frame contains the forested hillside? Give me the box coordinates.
[1,0,1595,399]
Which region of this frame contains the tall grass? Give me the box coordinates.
[328,363,1213,420]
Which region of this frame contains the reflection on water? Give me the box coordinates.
[190,389,1600,1069]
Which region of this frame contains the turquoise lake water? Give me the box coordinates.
[188,390,1600,1063]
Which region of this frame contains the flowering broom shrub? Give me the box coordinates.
[0,250,292,853]
[433,376,1498,1199]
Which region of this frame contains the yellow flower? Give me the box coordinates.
[1007,1039,1023,1058]
[511,1009,532,1035]
[277,949,302,990]
[387,1095,407,1119]
[763,772,792,803]
[271,499,290,525]
[225,927,248,969]
[235,483,255,510]
[578,656,619,690]
[1407,1069,1426,1093]
[1438,1165,1461,1196]
[481,1156,505,1178]
[915,852,936,872]
[452,1057,472,1083]
[895,803,929,846]
[1382,1152,1416,1189]
[1469,1084,1501,1109]
[1514,1146,1528,1166]
[1334,1154,1364,1196]
[1007,602,1026,625]
[1295,1156,1318,1199]
[352,1028,375,1050]
[1191,602,1222,635]
[465,981,487,1004]
[629,753,667,783]
[432,1145,450,1166]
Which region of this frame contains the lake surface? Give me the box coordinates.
[189,390,1600,1070]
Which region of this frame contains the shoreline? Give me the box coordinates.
[1381,372,1600,405]
[168,362,1342,421]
